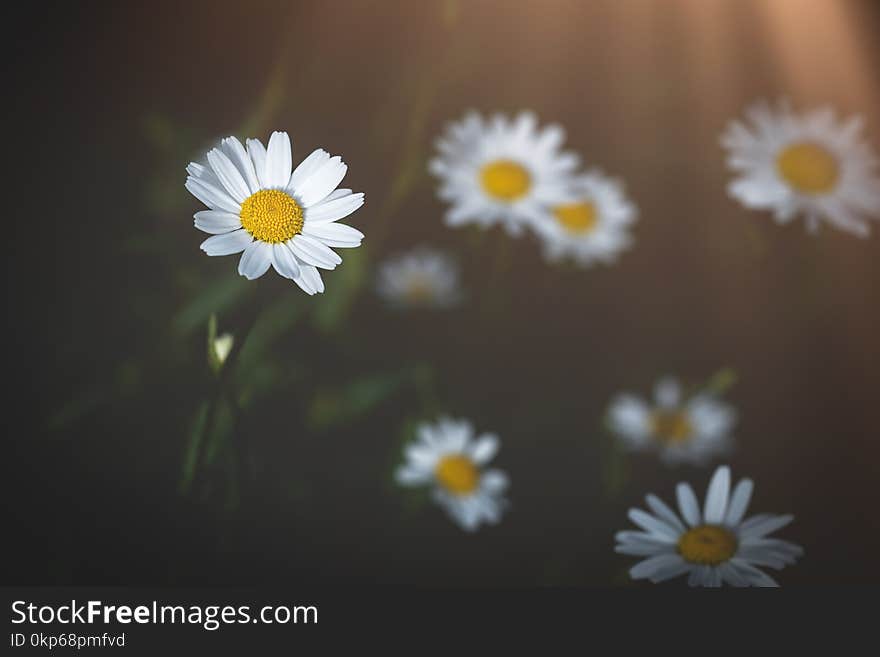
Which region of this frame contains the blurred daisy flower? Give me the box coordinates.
[376,248,460,308]
[608,377,736,466]
[531,170,638,266]
[396,417,509,532]
[429,111,579,235]
[186,131,365,295]
[722,100,880,237]
[616,465,803,587]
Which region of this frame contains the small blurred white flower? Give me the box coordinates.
[396,417,509,532]
[186,131,365,294]
[429,111,579,235]
[530,169,638,266]
[722,99,880,237]
[376,248,460,308]
[616,465,803,587]
[608,377,736,466]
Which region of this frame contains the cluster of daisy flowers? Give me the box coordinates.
[180,95,880,587]
[429,111,639,267]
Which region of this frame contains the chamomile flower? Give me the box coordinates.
[429,111,579,235]
[395,417,509,531]
[616,465,803,587]
[186,131,365,294]
[376,248,461,308]
[530,169,638,266]
[608,377,736,466]
[722,100,880,237]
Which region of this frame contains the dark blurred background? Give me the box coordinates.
[2,0,879,586]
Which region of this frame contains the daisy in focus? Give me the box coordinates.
[395,417,509,532]
[722,100,880,237]
[186,131,365,294]
[429,111,579,235]
[376,248,461,309]
[530,169,638,266]
[608,377,736,466]
[616,465,803,587]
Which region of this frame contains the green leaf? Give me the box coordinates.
[180,401,209,493]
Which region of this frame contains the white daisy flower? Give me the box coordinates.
[376,248,461,308]
[722,100,880,237]
[616,465,803,587]
[186,131,365,295]
[395,417,509,532]
[608,377,736,466]
[530,169,638,266]
[429,111,579,235]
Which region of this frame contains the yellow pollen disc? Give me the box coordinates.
[650,410,693,445]
[677,525,738,566]
[776,142,839,194]
[239,189,303,244]
[405,276,435,303]
[553,201,599,234]
[435,454,479,495]
[480,159,532,201]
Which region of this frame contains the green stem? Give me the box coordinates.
[191,297,261,498]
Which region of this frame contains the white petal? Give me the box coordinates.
[207,148,250,203]
[730,559,779,587]
[703,466,731,525]
[302,222,364,248]
[627,509,679,540]
[271,243,301,280]
[481,469,508,493]
[395,466,430,486]
[719,562,750,587]
[469,434,499,464]
[200,229,252,256]
[648,556,691,583]
[246,138,268,188]
[724,479,754,526]
[221,136,260,194]
[303,192,365,223]
[321,187,353,203]
[288,148,331,192]
[645,494,686,533]
[676,483,701,526]
[298,263,325,294]
[238,240,272,280]
[264,131,293,189]
[289,234,342,270]
[294,156,347,207]
[739,514,794,539]
[630,553,684,580]
[194,210,242,235]
[186,178,241,214]
[655,377,681,407]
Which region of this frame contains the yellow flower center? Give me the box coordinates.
[776,142,839,194]
[239,189,303,243]
[650,410,692,445]
[435,454,479,495]
[480,159,532,201]
[553,201,599,234]
[405,276,435,304]
[677,525,738,566]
